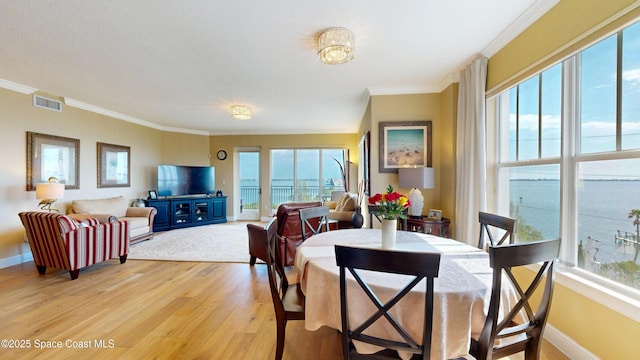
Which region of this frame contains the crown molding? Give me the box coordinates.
[0,78,37,94]
[64,97,209,136]
[438,72,460,91]
[0,77,209,135]
[481,0,560,58]
[367,85,442,96]
[64,97,161,129]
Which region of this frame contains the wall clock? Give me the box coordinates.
[216,149,227,161]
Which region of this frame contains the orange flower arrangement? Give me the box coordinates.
[368,185,411,220]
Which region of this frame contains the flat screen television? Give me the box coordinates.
[157,164,215,197]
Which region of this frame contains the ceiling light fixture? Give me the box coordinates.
[231,105,251,120]
[317,27,355,65]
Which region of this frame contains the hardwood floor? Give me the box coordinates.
[0,259,569,360]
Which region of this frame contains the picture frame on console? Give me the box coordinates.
[97,142,130,188]
[428,209,442,221]
[148,190,158,200]
[26,131,80,191]
[378,121,432,173]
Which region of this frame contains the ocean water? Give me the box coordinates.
[387,128,424,148]
[511,180,640,264]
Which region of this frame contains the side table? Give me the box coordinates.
[406,216,450,238]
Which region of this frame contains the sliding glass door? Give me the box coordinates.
[270,148,346,211]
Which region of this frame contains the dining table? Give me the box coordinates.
[294,228,521,360]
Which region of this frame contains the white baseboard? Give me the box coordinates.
[545,323,599,359]
[0,252,33,269]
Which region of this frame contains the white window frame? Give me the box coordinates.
[491,53,640,321]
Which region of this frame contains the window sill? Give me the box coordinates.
[553,264,640,322]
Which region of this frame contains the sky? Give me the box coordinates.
[505,20,640,180]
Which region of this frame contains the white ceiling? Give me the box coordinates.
[0,1,557,135]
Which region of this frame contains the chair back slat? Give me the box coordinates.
[299,206,331,240]
[264,217,286,311]
[335,245,441,359]
[478,211,517,249]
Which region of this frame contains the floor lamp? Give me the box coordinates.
[399,167,434,218]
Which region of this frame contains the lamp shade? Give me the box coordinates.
[399,167,435,189]
[35,183,65,200]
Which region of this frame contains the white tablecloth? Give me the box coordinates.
[294,229,519,359]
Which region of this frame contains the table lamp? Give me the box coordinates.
[36,177,65,212]
[399,167,434,218]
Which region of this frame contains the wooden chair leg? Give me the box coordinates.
[250,256,257,266]
[275,319,286,360]
[70,269,80,280]
[525,339,542,360]
[119,255,128,264]
[36,265,46,275]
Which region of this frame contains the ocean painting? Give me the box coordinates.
[380,122,431,172]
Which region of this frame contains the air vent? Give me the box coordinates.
[33,95,62,112]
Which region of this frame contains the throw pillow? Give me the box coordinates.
[335,193,355,211]
[334,194,348,211]
[324,200,338,210]
[340,195,356,211]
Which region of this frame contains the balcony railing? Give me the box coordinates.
[239,185,335,212]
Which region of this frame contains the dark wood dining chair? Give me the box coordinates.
[469,238,561,360]
[264,216,305,360]
[368,204,408,230]
[299,206,331,240]
[335,245,441,359]
[478,211,517,249]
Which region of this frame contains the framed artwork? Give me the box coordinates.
[97,142,130,188]
[359,131,371,195]
[148,190,158,200]
[428,209,443,221]
[26,132,80,191]
[378,121,432,173]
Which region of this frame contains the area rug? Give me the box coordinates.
[128,221,265,263]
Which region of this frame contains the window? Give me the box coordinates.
[270,148,346,210]
[496,21,640,292]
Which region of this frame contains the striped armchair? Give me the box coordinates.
[18,211,130,280]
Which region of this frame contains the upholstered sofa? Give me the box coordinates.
[68,196,157,244]
[19,211,129,280]
[324,192,358,229]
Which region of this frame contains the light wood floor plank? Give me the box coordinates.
[0,259,568,360]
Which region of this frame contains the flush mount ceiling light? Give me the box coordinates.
[231,105,251,120]
[317,27,355,65]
